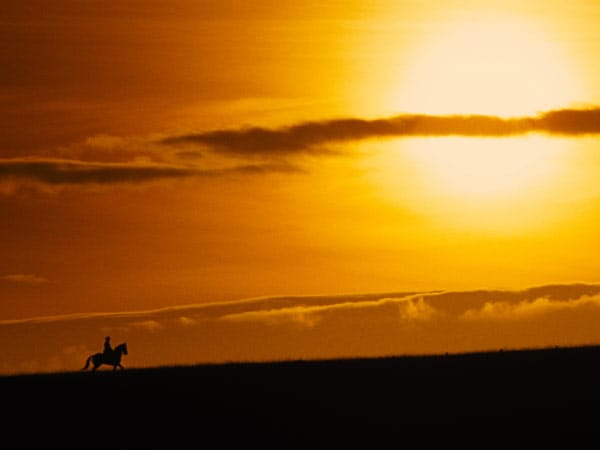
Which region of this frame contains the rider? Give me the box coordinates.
[103,336,113,357]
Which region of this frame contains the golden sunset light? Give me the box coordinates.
[394,13,583,117]
[3,0,600,379]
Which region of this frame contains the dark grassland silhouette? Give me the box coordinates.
[5,345,600,449]
[81,342,128,371]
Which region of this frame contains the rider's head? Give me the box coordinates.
[105,336,110,341]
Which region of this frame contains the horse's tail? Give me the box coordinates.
[82,355,92,370]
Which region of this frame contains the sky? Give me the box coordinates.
[2,0,600,374]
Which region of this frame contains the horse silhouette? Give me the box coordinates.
[82,342,128,371]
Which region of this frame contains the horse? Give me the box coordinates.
[82,342,128,371]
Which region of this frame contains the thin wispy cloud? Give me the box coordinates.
[462,295,600,320]
[220,294,436,325]
[130,320,163,332]
[3,284,600,375]
[1,274,49,285]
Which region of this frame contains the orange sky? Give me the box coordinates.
[2,0,600,374]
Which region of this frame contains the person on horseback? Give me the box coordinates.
[103,336,112,358]
[82,340,127,371]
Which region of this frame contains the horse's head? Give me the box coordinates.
[116,342,128,355]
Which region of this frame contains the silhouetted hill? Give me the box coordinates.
[4,345,600,449]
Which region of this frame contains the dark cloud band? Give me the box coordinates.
[0,159,193,184]
[3,107,597,189]
[162,108,600,155]
[0,159,298,186]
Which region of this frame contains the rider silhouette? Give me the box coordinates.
[103,336,112,357]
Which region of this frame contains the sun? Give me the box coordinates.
[362,14,585,231]
[394,13,583,117]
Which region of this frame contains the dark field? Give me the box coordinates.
[4,346,600,449]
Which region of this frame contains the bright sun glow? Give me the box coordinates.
[363,14,585,231]
[403,136,566,200]
[367,136,572,232]
[395,14,583,116]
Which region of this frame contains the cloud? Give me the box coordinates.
[1,274,49,285]
[462,295,600,320]
[540,108,600,134]
[162,107,600,156]
[398,296,437,320]
[223,306,323,328]
[130,320,163,332]
[4,107,596,195]
[0,158,299,190]
[0,159,194,185]
[178,316,197,327]
[220,295,437,327]
[4,283,600,375]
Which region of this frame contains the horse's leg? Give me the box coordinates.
[90,354,102,372]
[117,363,124,370]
